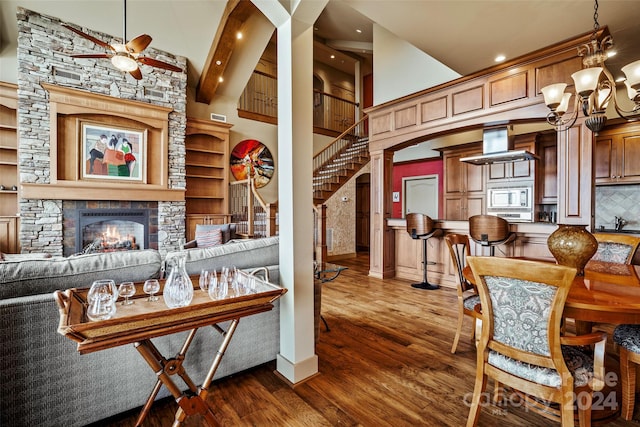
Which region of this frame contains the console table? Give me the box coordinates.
[54,272,286,426]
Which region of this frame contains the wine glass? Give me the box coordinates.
[207,272,222,300]
[86,279,118,321]
[143,279,160,302]
[118,281,136,305]
[199,270,211,292]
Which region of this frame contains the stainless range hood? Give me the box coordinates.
[460,127,538,165]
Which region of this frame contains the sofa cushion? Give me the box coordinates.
[169,236,279,279]
[196,223,231,243]
[0,249,162,300]
[195,227,223,248]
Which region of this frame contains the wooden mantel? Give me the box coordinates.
[365,29,604,279]
[22,84,184,201]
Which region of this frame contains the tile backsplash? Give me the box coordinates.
[594,184,640,231]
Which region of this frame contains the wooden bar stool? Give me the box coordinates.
[468,215,516,256]
[406,213,442,290]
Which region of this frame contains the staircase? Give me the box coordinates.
[313,116,369,204]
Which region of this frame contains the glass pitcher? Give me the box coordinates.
[163,252,194,308]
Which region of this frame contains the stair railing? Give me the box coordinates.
[229,176,277,238]
[313,114,368,173]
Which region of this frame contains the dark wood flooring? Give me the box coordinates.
[93,253,636,426]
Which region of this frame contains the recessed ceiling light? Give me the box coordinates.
[218,76,224,83]
[356,29,362,33]
[616,76,626,82]
[236,32,243,40]
[330,55,335,59]
[215,60,222,66]
[495,54,506,63]
[607,50,617,58]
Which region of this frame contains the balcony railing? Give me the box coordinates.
[238,70,358,134]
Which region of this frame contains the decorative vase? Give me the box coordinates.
[547,224,598,276]
[163,252,194,308]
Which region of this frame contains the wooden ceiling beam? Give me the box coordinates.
[196,0,258,104]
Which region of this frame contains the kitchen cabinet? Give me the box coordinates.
[443,147,485,220]
[595,122,640,185]
[536,131,558,204]
[487,135,536,182]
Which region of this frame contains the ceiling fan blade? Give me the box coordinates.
[126,34,152,53]
[62,24,115,52]
[138,57,183,73]
[129,68,143,80]
[70,53,112,59]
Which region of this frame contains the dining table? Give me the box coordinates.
[463,258,640,330]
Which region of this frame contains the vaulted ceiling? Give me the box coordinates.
[1,1,639,104]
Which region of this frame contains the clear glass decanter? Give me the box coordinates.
[163,252,194,308]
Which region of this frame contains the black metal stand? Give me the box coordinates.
[411,238,439,290]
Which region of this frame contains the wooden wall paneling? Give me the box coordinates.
[452,85,484,115]
[420,97,447,123]
[371,113,392,136]
[558,120,592,224]
[535,55,582,94]
[489,71,528,106]
[394,105,417,129]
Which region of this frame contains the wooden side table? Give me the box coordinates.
[54,271,286,426]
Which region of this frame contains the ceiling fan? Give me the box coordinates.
[63,0,182,80]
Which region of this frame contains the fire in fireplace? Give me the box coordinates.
[77,209,150,254]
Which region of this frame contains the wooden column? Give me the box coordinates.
[369,149,395,279]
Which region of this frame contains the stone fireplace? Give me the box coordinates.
[62,202,158,256]
[16,8,188,257]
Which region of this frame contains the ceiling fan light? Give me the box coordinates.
[111,53,138,72]
[541,83,567,109]
[572,67,603,98]
[622,59,640,91]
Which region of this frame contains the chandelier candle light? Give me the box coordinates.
[540,0,640,134]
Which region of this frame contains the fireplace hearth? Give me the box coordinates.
[76,209,150,254]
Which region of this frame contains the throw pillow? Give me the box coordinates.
[195,228,223,248]
[195,223,231,243]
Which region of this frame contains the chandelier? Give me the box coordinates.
[540,0,640,134]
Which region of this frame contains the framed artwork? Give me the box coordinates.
[230,139,274,188]
[80,122,146,182]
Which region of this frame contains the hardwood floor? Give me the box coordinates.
[95,253,635,426]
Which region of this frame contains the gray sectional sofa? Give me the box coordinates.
[0,236,280,426]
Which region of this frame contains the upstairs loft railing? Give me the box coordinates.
[229,176,277,239]
[238,70,358,134]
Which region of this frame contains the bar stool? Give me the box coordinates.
[613,324,640,420]
[406,213,442,290]
[468,215,516,256]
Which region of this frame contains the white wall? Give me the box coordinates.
[373,24,460,105]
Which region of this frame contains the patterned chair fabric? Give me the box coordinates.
[486,276,556,356]
[463,294,481,311]
[488,346,594,388]
[591,242,633,264]
[614,324,640,353]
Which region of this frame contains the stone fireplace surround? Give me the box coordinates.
[16,8,188,257]
[63,201,158,257]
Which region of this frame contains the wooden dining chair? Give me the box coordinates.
[613,324,640,420]
[465,256,607,427]
[591,233,640,264]
[445,233,481,354]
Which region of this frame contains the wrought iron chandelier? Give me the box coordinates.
[540,0,640,134]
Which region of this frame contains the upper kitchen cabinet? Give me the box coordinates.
[536,131,558,204]
[487,134,537,182]
[595,122,640,185]
[443,146,485,220]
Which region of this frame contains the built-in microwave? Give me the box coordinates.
[486,184,534,222]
